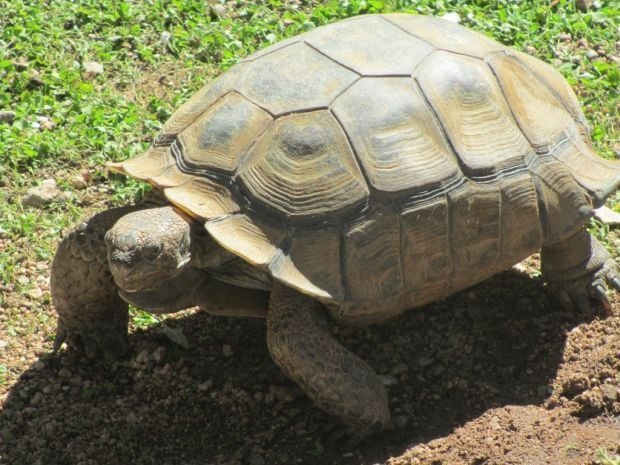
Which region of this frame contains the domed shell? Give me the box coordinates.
[108,14,620,323]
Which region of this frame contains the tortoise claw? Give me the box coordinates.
[52,326,67,354]
[592,283,612,312]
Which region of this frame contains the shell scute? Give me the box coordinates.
[332,77,461,195]
[237,110,369,220]
[235,42,358,115]
[305,15,433,76]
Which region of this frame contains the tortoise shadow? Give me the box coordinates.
[0,270,592,465]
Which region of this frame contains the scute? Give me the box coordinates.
[235,42,358,115]
[237,110,369,220]
[176,92,272,174]
[157,64,247,144]
[332,77,460,194]
[488,52,619,205]
[383,14,504,57]
[305,15,433,76]
[416,51,534,178]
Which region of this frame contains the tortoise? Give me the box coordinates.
[51,14,620,437]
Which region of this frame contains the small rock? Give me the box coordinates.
[125,412,138,425]
[0,340,8,351]
[577,38,588,48]
[440,12,461,24]
[575,0,592,11]
[381,375,399,386]
[198,380,213,391]
[222,344,234,357]
[600,384,618,402]
[393,415,409,429]
[558,32,572,42]
[391,363,408,375]
[136,349,150,364]
[33,360,46,371]
[0,111,16,123]
[585,49,599,60]
[58,368,72,379]
[594,206,620,225]
[248,452,265,465]
[151,346,167,364]
[39,118,56,131]
[22,179,62,207]
[418,356,434,367]
[209,3,227,19]
[83,61,104,76]
[0,428,14,443]
[28,287,44,300]
[160,31,172,48]
[70,170,92,189]
[523,45,537,55]
[27,69,44,88]
[29,392,43,406]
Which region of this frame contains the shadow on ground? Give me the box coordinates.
[0,270,587,465]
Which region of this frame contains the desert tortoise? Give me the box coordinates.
[51,14,620,437]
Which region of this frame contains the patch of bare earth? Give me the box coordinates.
[1,242,620,464]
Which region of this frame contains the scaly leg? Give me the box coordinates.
[51,205,142,359]
[542,228,620,316]
[267,282,390,439]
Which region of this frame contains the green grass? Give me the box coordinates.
[0,0,618,306]
[597,448,620,465]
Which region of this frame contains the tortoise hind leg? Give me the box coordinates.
[542,228,620,316]
[51,205,141,359]
[267,282,390,439]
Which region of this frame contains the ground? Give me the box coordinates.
[1,0,619,464]
[1,255,620,465]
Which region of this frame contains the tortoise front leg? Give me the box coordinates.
[51,205,142,359]
[267,282,390,439]
[542,228,620,316]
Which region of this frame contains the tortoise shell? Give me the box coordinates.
[108,14,619,323]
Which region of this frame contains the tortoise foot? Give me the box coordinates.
[548,258,620,317]
[542,229,620,317]
[54,309,129,361]
[267,283,390,438]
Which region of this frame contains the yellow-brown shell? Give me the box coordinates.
[108,14,619,323]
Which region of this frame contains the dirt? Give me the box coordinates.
[1,238,620,465]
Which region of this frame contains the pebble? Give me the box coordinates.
[0,110,15,123]
[32,360,45,371]
[585,49,599,60]
[151,346,167,364]
[600,384,618,402]
[558,32,571,42]
[83,61,104,75]
[209,4,227,19]
[70,170,91,189]
[391,363,408,375]
[22,178,62,207]
[222,344,234,357]
[380,375,399,386]
[523,45,537,55]
[29,392,43,406]
[57,368,72,379]
[594,206,620,225]
[393,415,409,429]
[0,340,8,351]
[440,12,461,24]
[575,0,592,11]
[136,349,150,364]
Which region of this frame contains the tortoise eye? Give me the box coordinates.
[142,244,163,262]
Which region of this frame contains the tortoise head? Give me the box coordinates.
[105,206,194,292]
